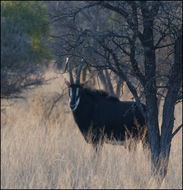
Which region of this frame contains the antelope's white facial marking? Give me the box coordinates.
[69,86,81,111]
[76,88,79,97]
[69,88,72,97]
[71,97,80,111]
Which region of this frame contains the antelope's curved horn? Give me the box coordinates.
[66,57,74,84]
[76,59,85,84]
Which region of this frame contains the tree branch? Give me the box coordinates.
[171,124,183,139]
[155,43,175,50]
[95,38,146,117]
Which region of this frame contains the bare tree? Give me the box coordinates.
[47,1,182,184]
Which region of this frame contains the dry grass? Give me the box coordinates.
[1,68,182,189]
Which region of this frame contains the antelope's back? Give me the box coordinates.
[93,100,145,128]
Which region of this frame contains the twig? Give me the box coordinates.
[171,124,183,139]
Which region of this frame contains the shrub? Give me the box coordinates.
[1,1,51,96]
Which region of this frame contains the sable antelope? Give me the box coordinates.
[65,58,148,151]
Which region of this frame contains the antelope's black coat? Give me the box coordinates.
[70,85,148,149]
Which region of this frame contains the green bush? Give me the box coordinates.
[1,1,51,69]
[1,1,51,96]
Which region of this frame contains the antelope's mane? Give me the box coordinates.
[83,87,119,102]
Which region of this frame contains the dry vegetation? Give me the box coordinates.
[1,67,182,189]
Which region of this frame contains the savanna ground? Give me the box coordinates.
[1,65,182,189]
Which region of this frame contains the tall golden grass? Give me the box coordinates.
[1,68,182,189]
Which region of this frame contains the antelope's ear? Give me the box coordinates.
[65,80,70,87]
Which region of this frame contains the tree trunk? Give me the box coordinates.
[140,8,161,173]
[104,69,115,95]
[98,70,108,91]
[159,34,182,180]
[116,78,123,98]
[98,69,116,96]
